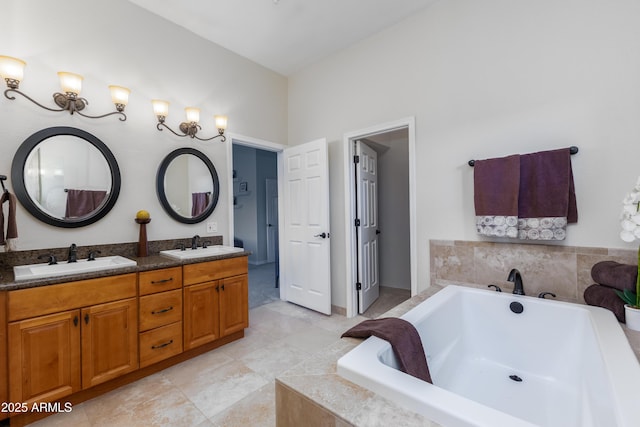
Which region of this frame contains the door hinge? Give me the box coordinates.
[354,218,360,227]
[353,155,360,164]
[356,282,362,291]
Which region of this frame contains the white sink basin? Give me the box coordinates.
[13,256,137,282]
[160,245,244,260]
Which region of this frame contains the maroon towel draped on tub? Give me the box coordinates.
[65,189,107,218]
[341,317,432,383]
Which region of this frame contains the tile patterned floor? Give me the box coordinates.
[27,287,409,427]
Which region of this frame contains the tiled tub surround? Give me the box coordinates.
[430,240,637,303]
[276,284,640,427]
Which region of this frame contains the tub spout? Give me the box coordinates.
[507,268,525,295]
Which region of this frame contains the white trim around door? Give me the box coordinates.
[342,117,417,318]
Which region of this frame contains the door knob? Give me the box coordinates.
[314,232,329,239]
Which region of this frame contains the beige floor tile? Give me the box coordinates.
[160,348,234,389]
[276,324,342,354]
[175,359,269,419]
[241,341,311,380]
[81,373,176,422]
[90,387,206,427]
[26,403,91,427]
[208,383,276,427]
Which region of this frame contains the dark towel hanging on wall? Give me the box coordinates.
[0,189,18,246]
[472,147,578,241]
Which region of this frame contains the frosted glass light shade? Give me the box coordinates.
[109,85,130,106]
[152,99,169,117]
[185,107,200,123]
[58,71,83,95]
[214,115,228,131]
[0,55,26,85]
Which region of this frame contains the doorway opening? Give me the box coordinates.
[231,139,281,309]
[344,117,417,318]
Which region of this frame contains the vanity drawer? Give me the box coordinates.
[139,289,182,332]
[139,321,182,368]
[183,256,248,285]
[8,273,137,322]
[139,267,182,296]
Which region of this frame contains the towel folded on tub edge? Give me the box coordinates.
[583,284,626,323]
[341,317,432,383]
[591,261,637,292]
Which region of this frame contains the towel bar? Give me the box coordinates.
[468,146,578,166]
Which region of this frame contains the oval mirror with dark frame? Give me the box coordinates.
[156,147,220,224]
[11,126,121,228]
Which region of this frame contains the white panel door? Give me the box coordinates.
[357,141,380,314]
[282,138,331,314]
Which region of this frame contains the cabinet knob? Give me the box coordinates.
[73,316,79,327]
[84,313,90,324]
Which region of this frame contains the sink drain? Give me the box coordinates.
[509,374,523,382]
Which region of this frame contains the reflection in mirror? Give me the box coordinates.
[157,148,219,224]
[24,136,111,219]
[11,127,121,228]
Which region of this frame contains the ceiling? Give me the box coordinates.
[127,0,438,76]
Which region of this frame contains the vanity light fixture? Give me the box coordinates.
[0,55,129,121]
[152,99,227,142]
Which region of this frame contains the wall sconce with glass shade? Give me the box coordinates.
[152,99,227,142]
[0,55,129,121]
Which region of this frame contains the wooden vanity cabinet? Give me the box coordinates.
[81,298,138,388]
[183,257,249,350]
[8,310,81,405]
[138,267,183,368]
[6,274,138,405]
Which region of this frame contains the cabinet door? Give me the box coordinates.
[183,281,220,350]
[8,310,81,405]
[81,298,138,388]
[220,274,249,337]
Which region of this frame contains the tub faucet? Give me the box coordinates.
[507,268,524,295]
[68,243,77,263]
[191,235,200,250]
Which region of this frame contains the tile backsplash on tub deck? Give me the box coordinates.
[430,240,637,304]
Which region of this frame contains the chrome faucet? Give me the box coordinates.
[507,268,524,295]
[68,243,78,263]
[191,235,200,250]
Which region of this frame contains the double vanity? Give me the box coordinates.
[0,242,249,427]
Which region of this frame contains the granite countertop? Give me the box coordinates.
[0,244,251,291]
[275,281,640,427]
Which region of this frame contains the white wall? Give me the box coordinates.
[1,0,287,250]
[376,136,411,290]
[289,0,640,297]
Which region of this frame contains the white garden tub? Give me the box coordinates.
[337,285,640,427]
